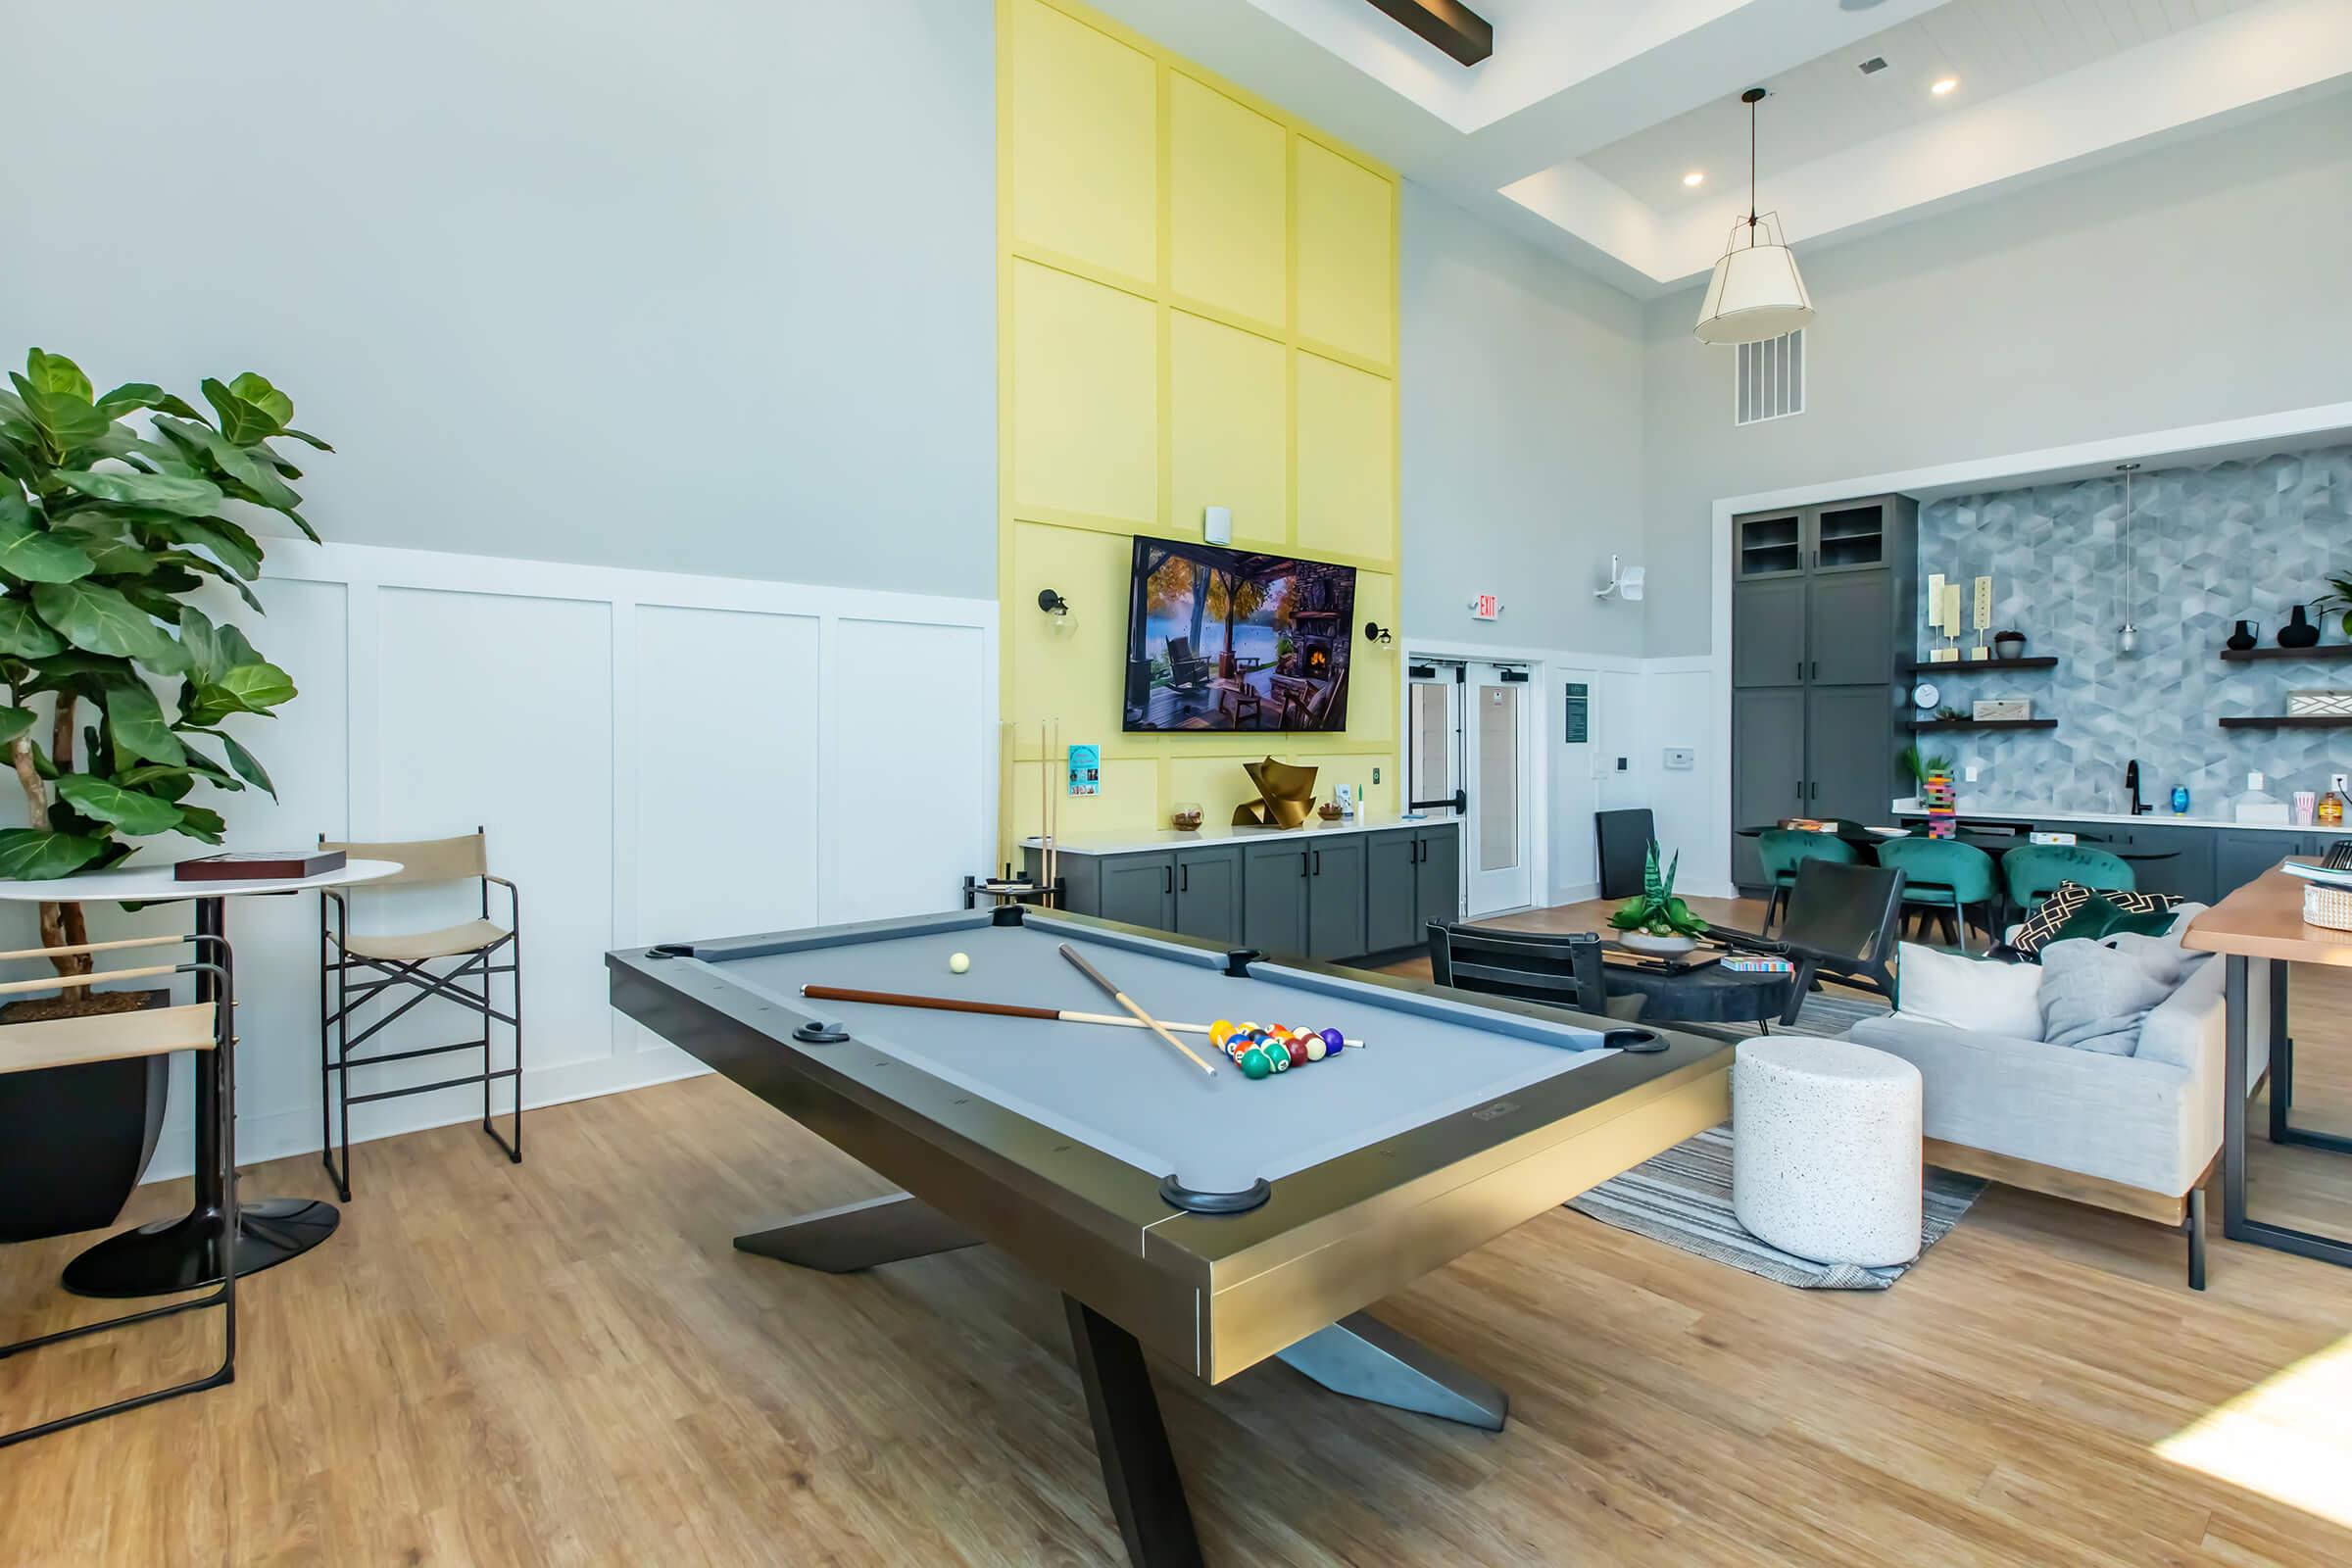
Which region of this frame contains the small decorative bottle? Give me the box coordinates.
[2323,775,2348,828]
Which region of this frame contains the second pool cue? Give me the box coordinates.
[1056,943,1216,1076]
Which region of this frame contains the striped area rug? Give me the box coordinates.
[1567,1124,1984,1290]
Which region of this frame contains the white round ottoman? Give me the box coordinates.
[1732,1036,1924,1268]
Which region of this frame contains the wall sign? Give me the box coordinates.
[1563,682,1590,744]
[1469,593,1501,621]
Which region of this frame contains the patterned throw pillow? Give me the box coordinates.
[2011,880,2180,961]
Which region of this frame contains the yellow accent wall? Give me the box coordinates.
[997,0,1402,855]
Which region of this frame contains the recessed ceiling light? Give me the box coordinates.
[1683,171,1705,187]
[1932,76,1959,95]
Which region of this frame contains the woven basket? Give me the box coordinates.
[2305,882,2352,933]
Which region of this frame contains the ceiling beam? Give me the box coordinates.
[1359,0,1493,68]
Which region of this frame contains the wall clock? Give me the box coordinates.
[1911,681,1941,711]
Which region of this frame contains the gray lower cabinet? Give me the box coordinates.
[1241,841,1310,956]
[2216,831,2303,901]
[1305,837,1366,959]
[1172,845,1243,945]
[1364,831,1420,954]
[1805,685,1893,828]
[2112,823,2217,906]
[1733,687,1806,886]
[1415,825,1460,936]
[1035,824,1459,962]
[1097,851,1174,931]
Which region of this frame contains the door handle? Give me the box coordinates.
[1300,853,1309,878]
[1796,660,1803,681]
[1179,863,1189,893]
[1811,661,1819,679]
[1163,864,1173,895]
[1312,849,1321,875]
[1809,781,1818,802]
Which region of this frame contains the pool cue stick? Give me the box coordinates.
[796,985,1364,1047]
[1055,944,1216,1076]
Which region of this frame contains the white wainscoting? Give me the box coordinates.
[25,542,997,1185]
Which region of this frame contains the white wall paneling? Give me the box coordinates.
[51,542,997,1185]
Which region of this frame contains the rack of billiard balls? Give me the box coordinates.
[1207,1020,1350,1080]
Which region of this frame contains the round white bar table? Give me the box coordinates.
[0,858,400,1297]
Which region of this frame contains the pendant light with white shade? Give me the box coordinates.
[2116,463,2140,657]
[1693,88,1815,346]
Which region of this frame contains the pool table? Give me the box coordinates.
[607,906,1731,1567]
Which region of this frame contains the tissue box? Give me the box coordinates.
[2234,798,2290,824]
[1973,698,2033,721]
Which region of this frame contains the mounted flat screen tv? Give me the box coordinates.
[1122,537,1356,733]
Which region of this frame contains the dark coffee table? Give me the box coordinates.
[1599,945,1797,1031]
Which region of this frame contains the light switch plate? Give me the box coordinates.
[1965,764,1980,782]
[1663,747,1694,769]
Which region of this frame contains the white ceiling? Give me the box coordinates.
[1584,0,2266,215]
[1083,0,2352,297]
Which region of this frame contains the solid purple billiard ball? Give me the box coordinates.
[1320,1027,1346,1055]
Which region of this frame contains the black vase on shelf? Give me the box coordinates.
[1992,630,2026,660]
[2278,605,2321,649]
[2227,619,2259,652]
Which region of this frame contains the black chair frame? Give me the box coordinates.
[3,937,237,1447]
[319,868,521,1201]
[1424,921,1632,1021]
[1714,859,1908,1024]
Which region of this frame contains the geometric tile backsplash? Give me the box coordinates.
[1917,444,2351,814]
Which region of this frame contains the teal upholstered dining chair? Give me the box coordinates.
[1874,837,2000,954]
[2000,843,2133,919]
[1755,829,1858,937]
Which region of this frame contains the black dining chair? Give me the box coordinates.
[1424,923,1645,1022]
[1714,858,1907,1022]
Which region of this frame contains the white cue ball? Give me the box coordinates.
[949,952,971,974]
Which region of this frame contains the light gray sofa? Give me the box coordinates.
[1843,949,2271,1289]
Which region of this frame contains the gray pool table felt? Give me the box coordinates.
[710,917,1619,1195]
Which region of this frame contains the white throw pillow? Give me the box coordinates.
[1893,942,2044,1040]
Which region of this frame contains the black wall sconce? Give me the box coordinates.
[1038,588,1069,618]
[1362,620,1393,646]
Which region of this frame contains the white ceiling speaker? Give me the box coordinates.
[1694,88,1815,347]
[1595,555,1645,602]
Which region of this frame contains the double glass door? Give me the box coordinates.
[1409,660,1532,916]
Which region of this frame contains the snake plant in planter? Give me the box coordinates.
[0,348,326,977]
[1609,841,1710,955]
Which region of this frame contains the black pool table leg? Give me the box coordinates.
[732,1193,981,1273]
[1063,1296,1204,1568]
[1274,1311,1509,1431]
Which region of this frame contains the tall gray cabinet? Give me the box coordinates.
[1731,495,1918,891]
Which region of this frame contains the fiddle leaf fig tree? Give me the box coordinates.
[0,349,327,973]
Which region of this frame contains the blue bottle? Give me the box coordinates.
[2171,785,2189,815]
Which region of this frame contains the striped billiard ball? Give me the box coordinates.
[1263,1044,1291,1072]
[1238,1046,1273,1079]
[1302,1036,1326,1062]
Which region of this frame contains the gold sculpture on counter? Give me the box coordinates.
[1234,756,1318,828]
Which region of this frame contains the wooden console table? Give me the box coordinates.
[2180,863,2352,1271]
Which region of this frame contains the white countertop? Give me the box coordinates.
[1889,799,2352,836]
[1024,814,1458,858]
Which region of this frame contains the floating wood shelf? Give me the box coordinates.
[1904,657,2059,672]
[2217,714,2352,729]
[2219,645,2352,662]
[1907,717,2059,731]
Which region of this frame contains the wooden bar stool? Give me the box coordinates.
[2,934,237,1447]
[318,831,521,1200]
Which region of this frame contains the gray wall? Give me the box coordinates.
[1400,182,1648,652]
[1918,445,2352,812]
[0,0,997,597]
[1641,89,2352,657]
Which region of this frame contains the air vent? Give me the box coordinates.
[1857,56,1888,74]
[1734,329,1805,426]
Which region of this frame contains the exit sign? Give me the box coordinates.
[1470,594,1501,621]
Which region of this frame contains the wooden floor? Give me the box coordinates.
[6,898,2352,1566]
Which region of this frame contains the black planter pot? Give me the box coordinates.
[1992,630,2026,659]
[2227,619,2259,651]
[2279,605,2321,649]
[0,989,171,1243]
